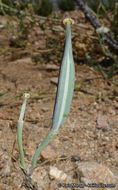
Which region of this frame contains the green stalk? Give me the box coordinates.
[17,120,26,169]
[29,129,57,175]
[17,93,30,170]
[0,2,33,22]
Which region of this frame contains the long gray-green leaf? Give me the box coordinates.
[29,21,75,174]
[52,23,75,131]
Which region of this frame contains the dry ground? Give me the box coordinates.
[0,10,118,190]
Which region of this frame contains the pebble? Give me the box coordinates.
[96,114,109,129]
[49,166,67,181]
[50,77,58,85]
[13,57,33,65]
[54,25,64,32]
[40,145,57,161]
[32,168,47,180]
[25,141,36,156]
[77,161,116,189]
[41,107,49,112]
[46,64,59,71]
[0,153,12,177]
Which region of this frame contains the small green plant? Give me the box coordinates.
[9,17,32,48]
[0,0,12,8]
[17,18,75,187]
[33,0,53,16]
[87,26,118,85]
[86,0,100,13]
[0,0,13,15]
[86,0,118,40]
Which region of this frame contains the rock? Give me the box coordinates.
[31,167,47,188]
[46,64,59,71]
[35,28,44,36]
[53,25,64,31]
[9,57,33,66]
[26,108,41,122]
[0,24,4,28]
[50,77,58,85]
[77,161,116,189]
[41,107,49,112]
[75,42,87,58]
[15,57,33,65]
[49,166,67,181]
[96,114,109,129]
[75,42,86,51]
[25,141,36,156]
[35,39,46,49]
[40,145,57,161]
[0,153,12,177]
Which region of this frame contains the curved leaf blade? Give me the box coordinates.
[52,23,75,131]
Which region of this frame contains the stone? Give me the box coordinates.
[53,25,64,31]
[77,161,116,190]
[46,64,59,71]
[75,42,86,50]
[50,77,58,85]
[25,141,36,156]
[41,107,49,112]
[0,24,4,28]
[40,145,57,161]
[96,114,109,129]
[35,39,46,49]
[0,153,12,177]
[49,166,67,181]
[31,167,47,188]
[13,57,33,65]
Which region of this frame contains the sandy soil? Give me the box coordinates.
[0,10,118,190]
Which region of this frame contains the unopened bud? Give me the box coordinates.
[23,92,30,99]
[63,18,74,25]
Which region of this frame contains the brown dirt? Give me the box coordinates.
[0,10,118,190]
